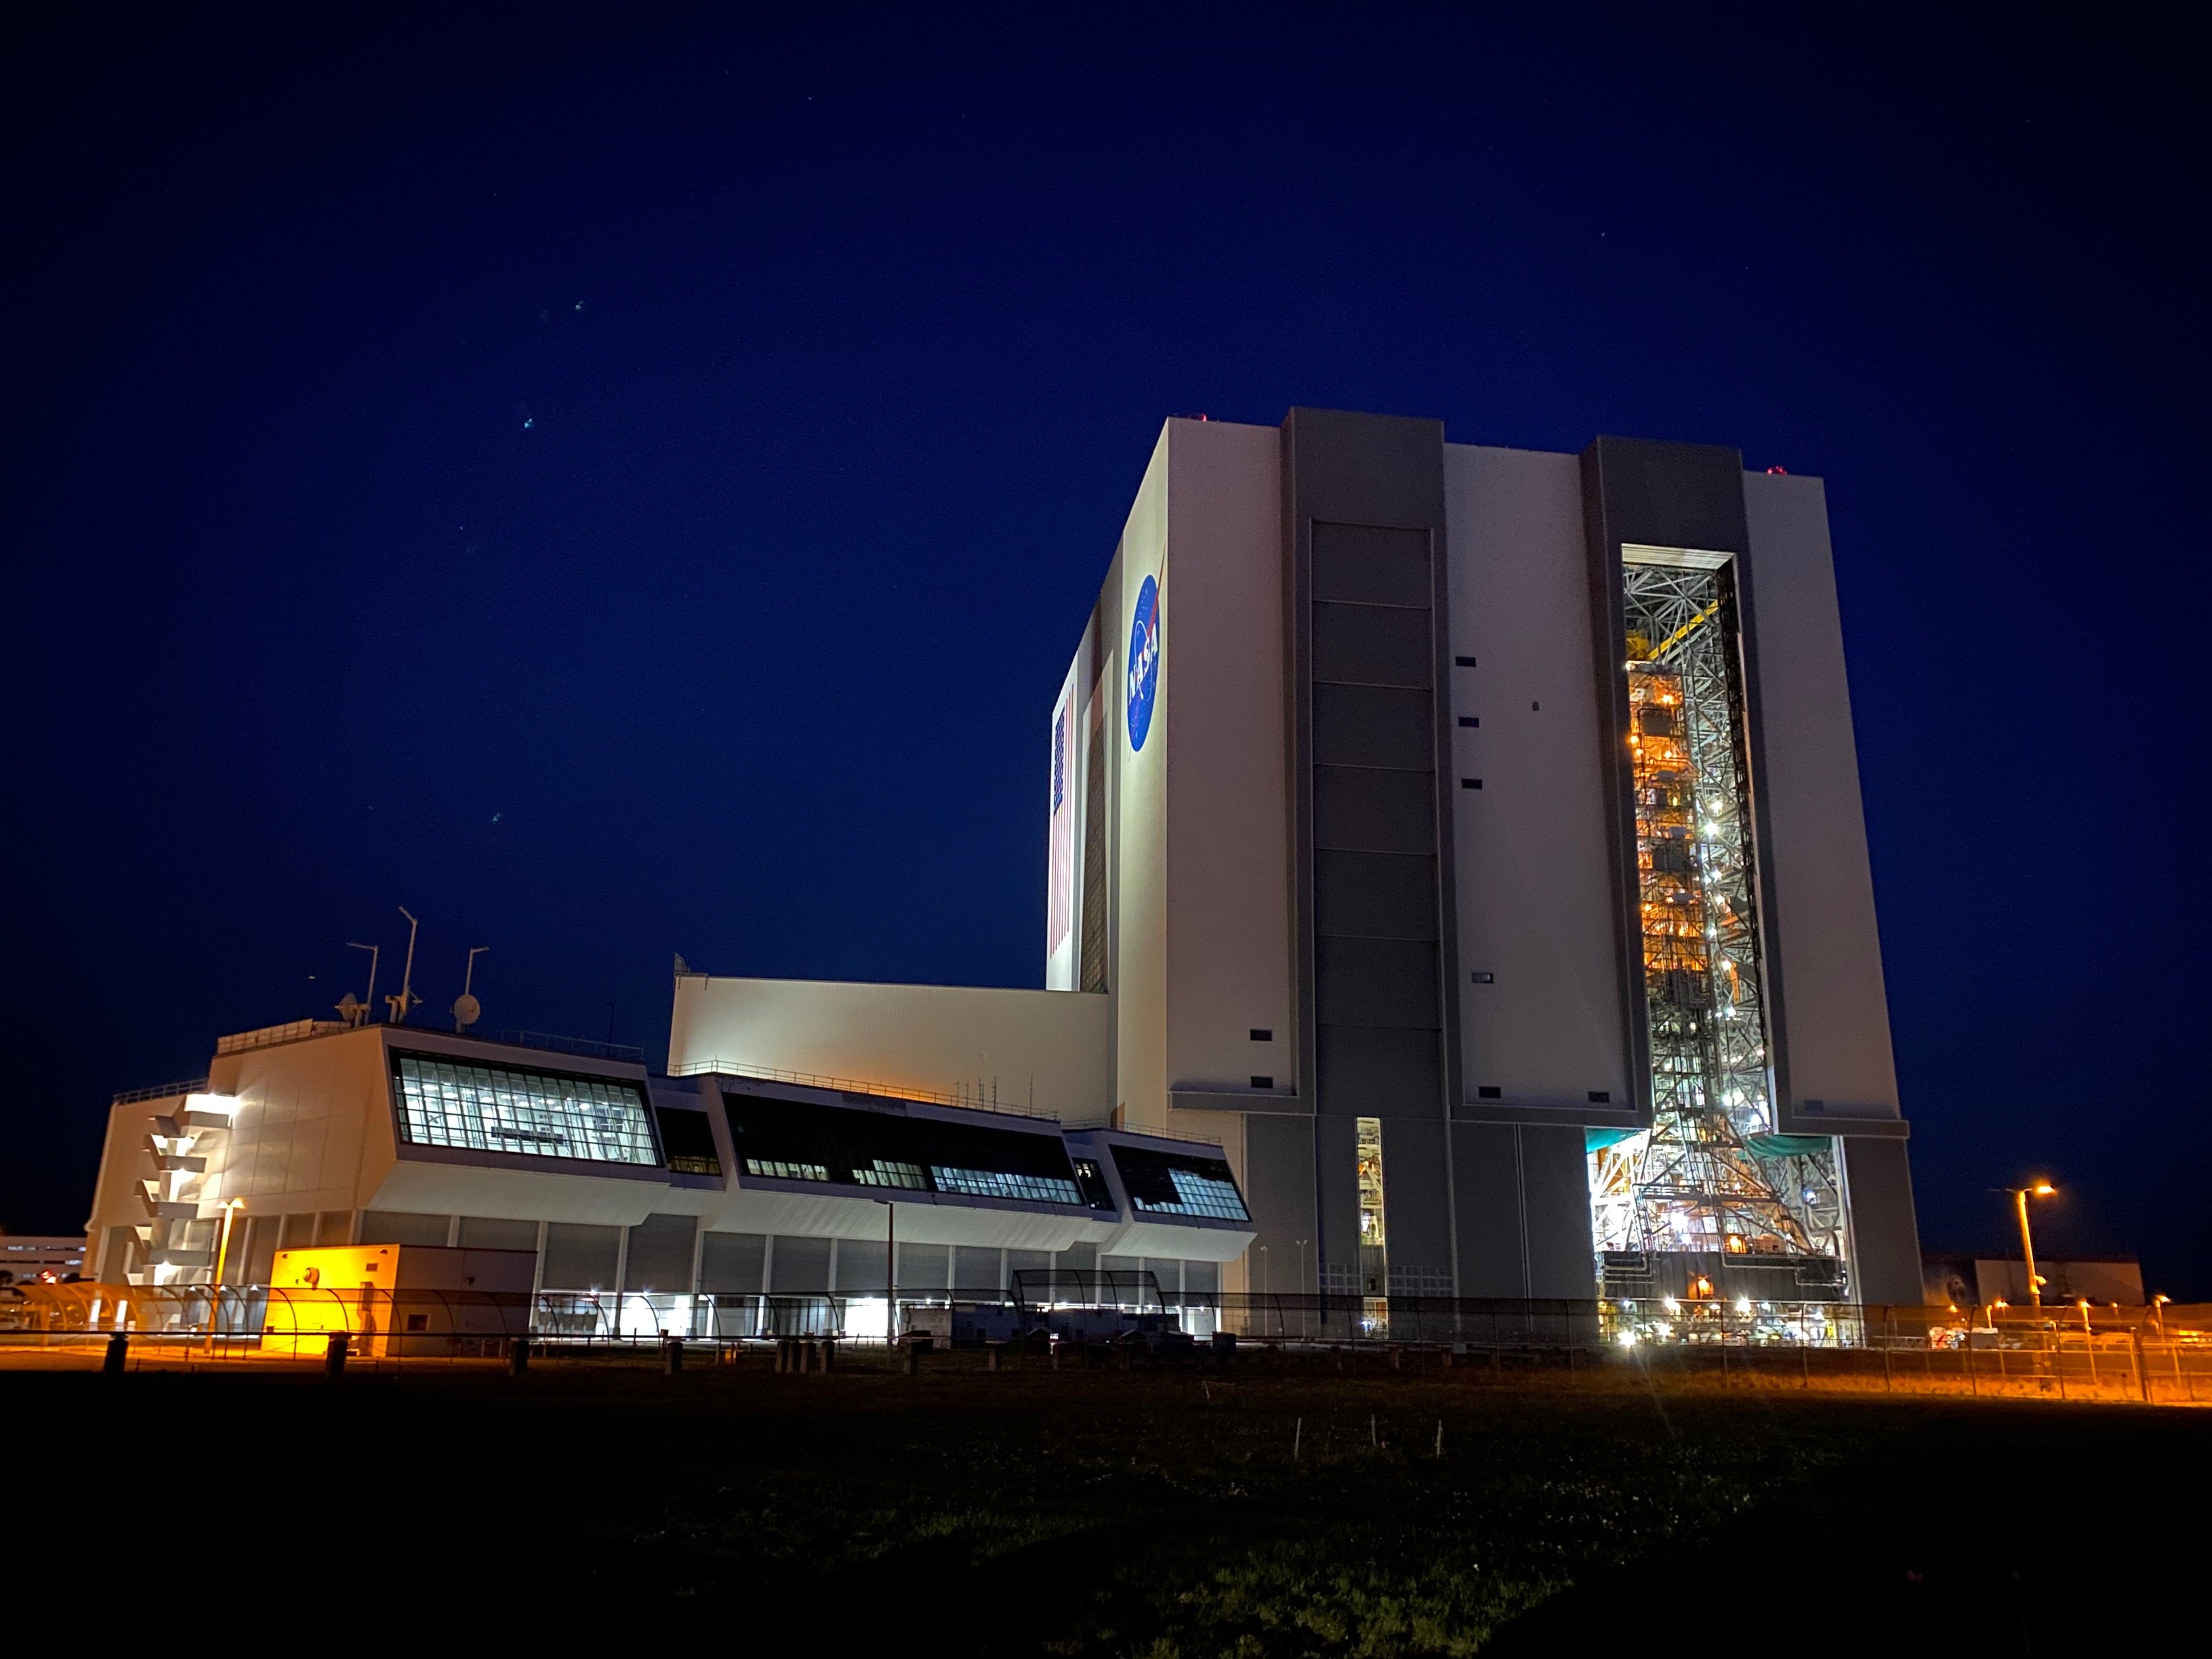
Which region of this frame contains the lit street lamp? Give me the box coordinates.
[1996,1181,2057,1307]
[204,1197,245,1355]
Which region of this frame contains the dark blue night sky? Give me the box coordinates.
[5,12,2205,1291]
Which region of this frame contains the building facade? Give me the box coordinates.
[81,1020,1250,1333]
[1025,410,1920,1307]
[79,408,1920,1321]
[0,1235,85,1283]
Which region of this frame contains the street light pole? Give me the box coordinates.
[2014,1189,2039,1307]
[2002,1181,2057,1307]
[204,1198,245,1356]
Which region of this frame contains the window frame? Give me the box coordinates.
[388,1048,664,1169]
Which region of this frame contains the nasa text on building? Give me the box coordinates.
[81,409,1919,1324]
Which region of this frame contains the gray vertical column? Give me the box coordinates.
[1280,408,1460,1296]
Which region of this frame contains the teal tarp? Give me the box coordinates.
[1744,1133,1834,1160]
[1584,1128,1642,1153]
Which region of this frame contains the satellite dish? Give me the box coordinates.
[336,991,362,1027]
[453,992,482,1031]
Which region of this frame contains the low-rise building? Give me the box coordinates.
[0,1233,85,1283]
[81,1017,1250,1337]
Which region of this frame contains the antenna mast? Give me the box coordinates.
[346,943,380,1026]
[386,907,422,1025]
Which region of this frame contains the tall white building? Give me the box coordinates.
[1026,409,1919,1307]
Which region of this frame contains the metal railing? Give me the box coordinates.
[110,1078,211,1106]
[476,1029,647,1063]
[9,1282,2207,1401]
[672,1058,1057,1118]
[216,1020,347,1054]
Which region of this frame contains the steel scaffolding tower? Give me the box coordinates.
[1589,554,1845,1304]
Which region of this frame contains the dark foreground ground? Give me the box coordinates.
[7,1349,2203,1654]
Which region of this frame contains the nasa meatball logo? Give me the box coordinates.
[1126,574,1161,752]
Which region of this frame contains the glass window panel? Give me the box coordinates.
[720,1089,1085,1204]
[928,1166,1083,1206]
[745,1159,830,1182]
[392,1052,659,1166]
[1110,1147,1251,1222]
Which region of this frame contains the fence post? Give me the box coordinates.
[325,1332,349,1379]
[1881,1307,1892,1393]
[508,1336,531,1376]
[2131,1328,2149,1405]
[103,1331,129,1375]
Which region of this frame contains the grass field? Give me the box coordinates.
[8,1347,2202,1653]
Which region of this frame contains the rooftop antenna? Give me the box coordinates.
[385,907,422,1025]
[346,943,379,1026]
[453,945,488,1031]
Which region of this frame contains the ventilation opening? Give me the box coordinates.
[1250,1076,1274,1089]
[1460,778,1483,790]
[1458,716,1479,727]
[1469,972,1494,985]
[1249,1028,1272,1042]
[1454,655,1477,667]
[1477,1086,1502,1100]
[1588,1090,1612,1104]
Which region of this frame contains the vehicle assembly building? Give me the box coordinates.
[79,409,1921,1336]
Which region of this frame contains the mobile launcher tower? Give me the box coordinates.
[1028,410,1921,1331]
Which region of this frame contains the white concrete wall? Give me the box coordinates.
[1443,444,1632,1109]
[1163,418,1292,1099]
[1742,471,1902,1118]
[82,1087,197,1278]
[1044,658,1081,992]
[667,973,1111,1122]
[208,1025,394,1216]
[1111,429,1172,1130]
[1059,608,1107,989]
